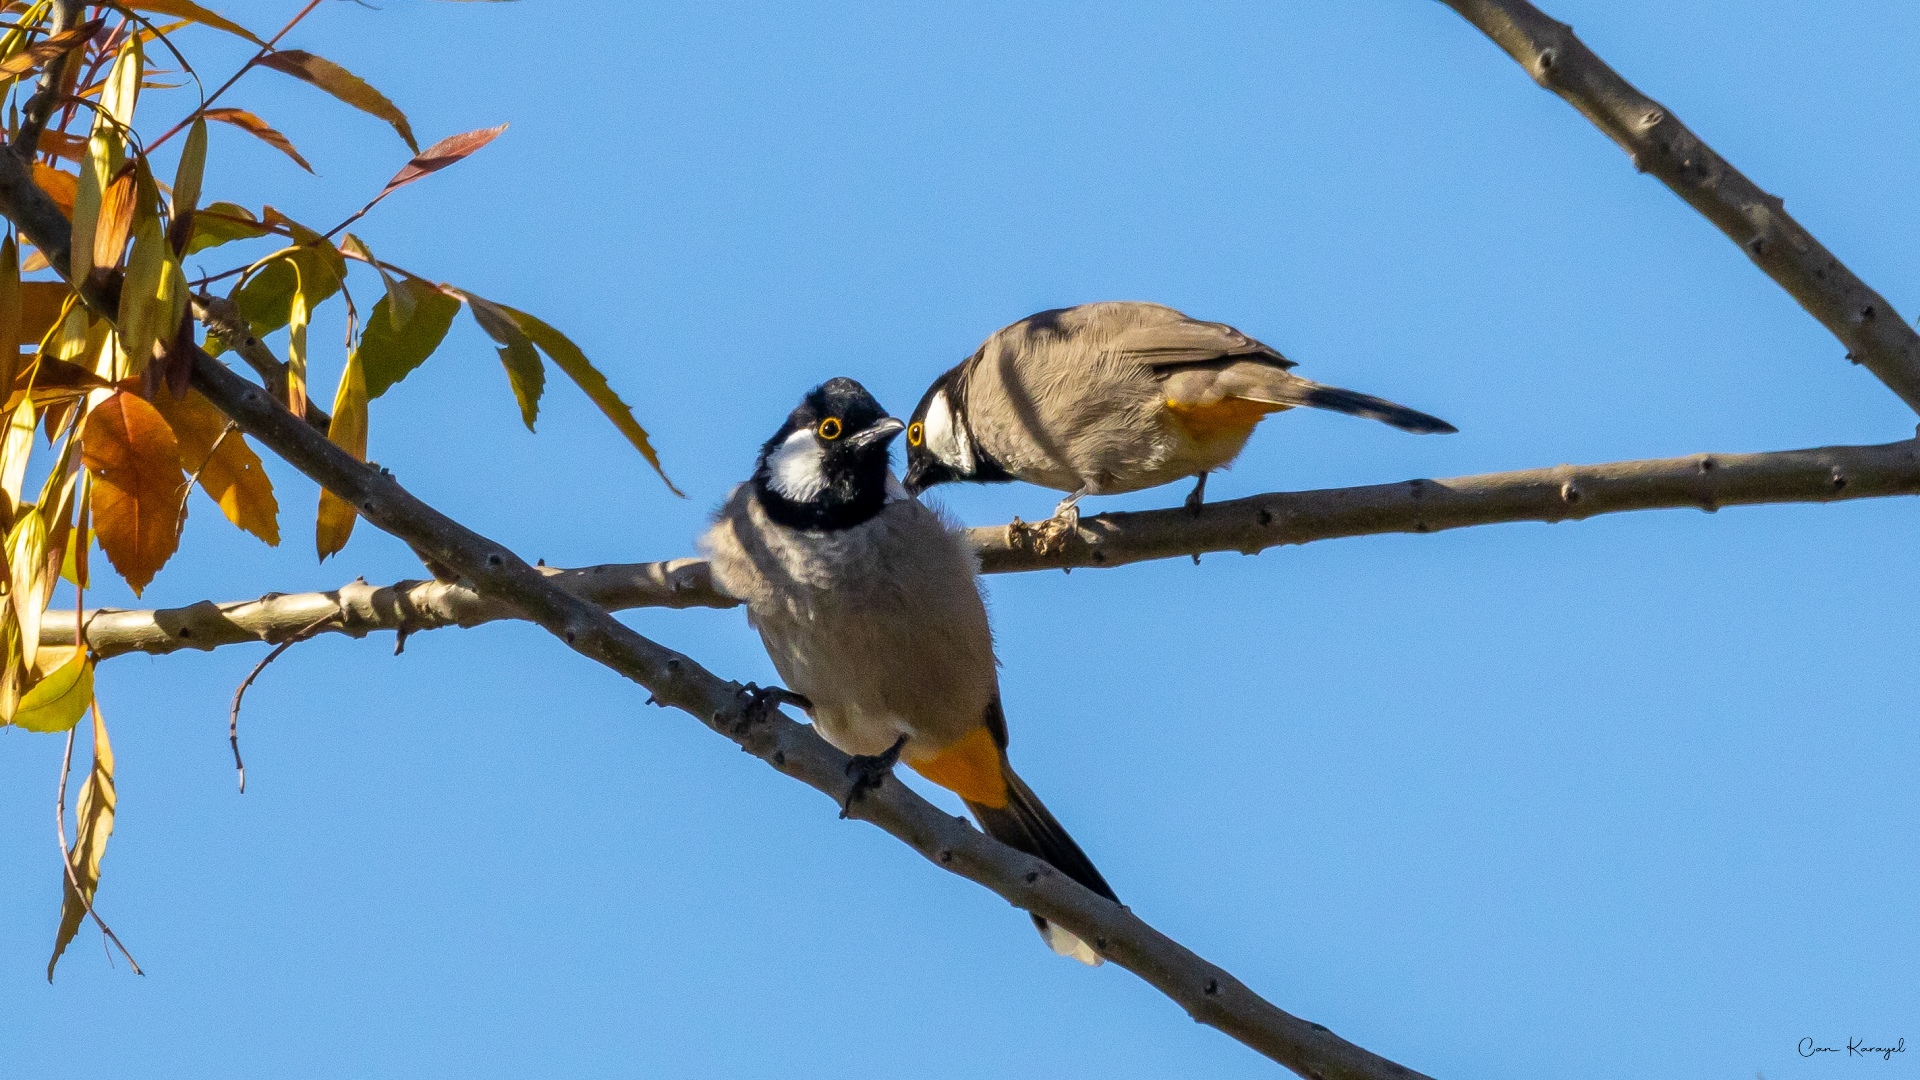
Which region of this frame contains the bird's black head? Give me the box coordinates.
[903,362,1012,494]
[753,377,905,531]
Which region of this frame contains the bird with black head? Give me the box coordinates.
[703,377,1119,964]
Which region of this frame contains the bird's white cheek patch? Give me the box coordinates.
[923,392,973,471]
[766,428,829,502]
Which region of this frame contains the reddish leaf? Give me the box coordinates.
[378,124,506,201]
[81,391,183,595]
[204,107,312,173]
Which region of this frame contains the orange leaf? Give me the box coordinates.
[92,171,136,271]
[21,281,73,345]
[35,130,86,164]
[0,18,105,78]
[81,391,182,595]
[32,164,77,219]
[377,123,506,201]
[150,386,279,546]
[203,107,312,173]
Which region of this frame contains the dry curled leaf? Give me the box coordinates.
[47,703,113,981]
[31,164,77,219]
[83,390,184,595]
[0,18,105,78]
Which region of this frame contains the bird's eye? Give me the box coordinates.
[906,422,923,447]
[817,417,843,440]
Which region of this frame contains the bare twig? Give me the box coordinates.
[44,437,1920,658]
[226,613,335,794]
[52,711,142,978]
[144,0,324,154]
[1438,0,1920,414]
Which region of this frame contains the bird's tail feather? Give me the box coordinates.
[1229,370,1456,434]
[966,766,1116,966]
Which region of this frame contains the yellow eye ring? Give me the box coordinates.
[906,422,924,447]
[818,417,843,440]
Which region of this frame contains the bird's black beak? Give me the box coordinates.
[846,416,905,449]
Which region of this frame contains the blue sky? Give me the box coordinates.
[3,1,1918,1076]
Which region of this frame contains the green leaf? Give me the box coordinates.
[186,201,270,255]
[168,117,207,253]
[358,280,459,399]
[461,294,543,431]
[14,648,93,733]
[518,311,680,495]
[118,163,186,372]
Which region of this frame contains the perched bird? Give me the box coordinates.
[903,301,1455,521]
[701,377,1118,964]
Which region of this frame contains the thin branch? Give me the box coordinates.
[190,293,331,432]
[226,613,335,794]
[1438,0,1920,415]
[144,0,324,154]
[45,437,1920,658]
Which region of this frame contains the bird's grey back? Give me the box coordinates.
[958,302,1290,493]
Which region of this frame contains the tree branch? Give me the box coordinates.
[176,348,1425,1080]
[0,125,1430,1078]
[1438,0,1920,415]
[12,0,85,161]
[50,437,1920,657]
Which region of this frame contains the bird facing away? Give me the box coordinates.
[701,377,1118,964]
[903,301,1456,520]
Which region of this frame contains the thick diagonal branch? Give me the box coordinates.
[1439,0,1920,415]
[51,438,1920,658]
[0,137,1425,1079]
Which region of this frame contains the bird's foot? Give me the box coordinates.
[1027,492,1085,554]
[839,734,908,818]
[734,683,812,734]
[1184,472,1208,516]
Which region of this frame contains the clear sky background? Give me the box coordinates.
[3,1,1917,1077]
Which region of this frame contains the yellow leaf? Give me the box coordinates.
[83,390,183,595]
[259,49,417,153]
[150,386,278,545]
[167,116,206,253]
[14,638,90,733]
[0,602,21,726]
[1,397,35,518]
[286,259,308,417]
[8,502,45,671]
[100,36,141,129]
[315,353,367,560]
[91,169,136,271]
[48,702,113,981]
[130,0,265,45]
[117,165,185,373]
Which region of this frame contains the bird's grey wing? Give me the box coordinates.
[1105,315,1296,372]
